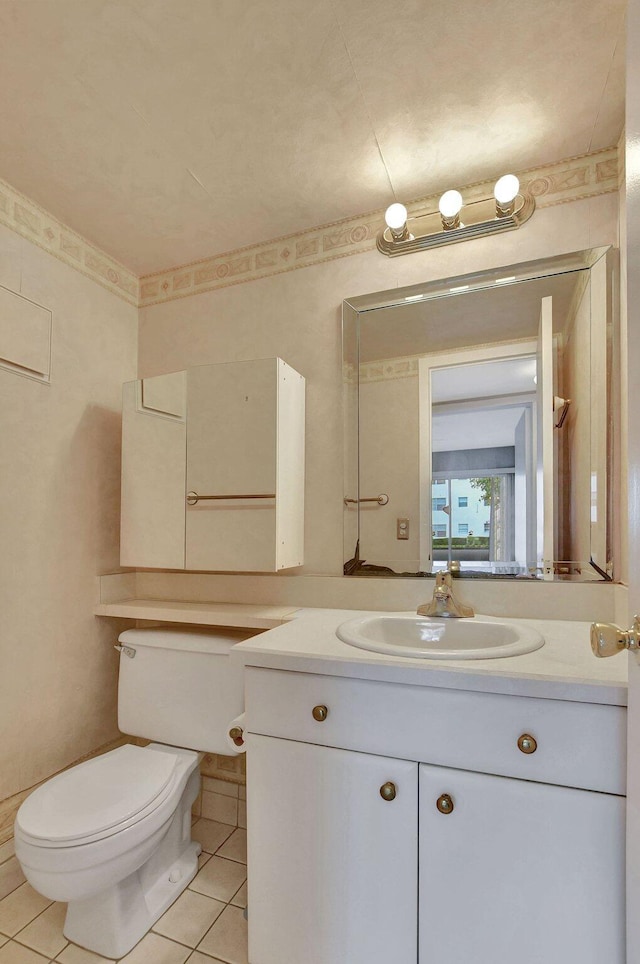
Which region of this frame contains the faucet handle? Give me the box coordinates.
[417,570,474,618]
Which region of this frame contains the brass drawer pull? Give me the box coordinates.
[436,793,454,814]
[518,733,537,754]
[312,704,328,722]
[380,782,396,801]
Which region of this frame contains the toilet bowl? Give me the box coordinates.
[15,743,201,958]
[14,627,249,959]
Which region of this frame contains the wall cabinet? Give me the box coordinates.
[246,667,626,964]
[120,357,305,572]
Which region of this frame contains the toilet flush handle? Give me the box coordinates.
[114,644,136,658]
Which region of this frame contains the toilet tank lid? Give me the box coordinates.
[118,626,254,654]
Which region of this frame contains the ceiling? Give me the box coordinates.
[359,269,584,362]
[432,356,537,404]
[0,0,626,275]
[432,357,535,452]
[432,406,528,452]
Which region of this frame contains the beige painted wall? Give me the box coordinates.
[0,223,137,801]
[139,193,619,577]
[359,375,420,570]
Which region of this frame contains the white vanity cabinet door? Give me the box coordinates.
[247,734,418,964]
[418,763,625,964]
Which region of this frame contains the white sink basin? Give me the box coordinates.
[336,613,545,660]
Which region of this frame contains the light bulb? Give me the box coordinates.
[384,202,409,241]
[385,203,408,230]
[438,190,463,218]
[494,174,520,215]
[438,190,463,230]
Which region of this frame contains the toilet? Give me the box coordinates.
[14,626,249,959]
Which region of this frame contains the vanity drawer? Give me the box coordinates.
[245,667,627,794]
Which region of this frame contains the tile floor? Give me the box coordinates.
[0,820,248,964]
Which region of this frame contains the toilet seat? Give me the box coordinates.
[16,745,182,848]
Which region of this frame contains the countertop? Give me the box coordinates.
[235,609,629,705]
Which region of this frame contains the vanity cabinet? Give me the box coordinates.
[418,763,625,963]
[120,357,305,572]
[245,667,626,964]
[248,735,418,964]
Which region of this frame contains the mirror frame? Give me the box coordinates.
[342,246,617,581]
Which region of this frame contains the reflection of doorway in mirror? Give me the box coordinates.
[420,344,540,574]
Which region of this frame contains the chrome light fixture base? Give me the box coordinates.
[377,192,535,257]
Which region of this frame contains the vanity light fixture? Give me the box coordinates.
[377,173,535,257]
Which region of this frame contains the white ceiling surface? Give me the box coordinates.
[432,406,528,452]
[432,356,533,452]
[432,356,537,404]
[0,0,625,275]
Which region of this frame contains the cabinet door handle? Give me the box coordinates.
[517,733,537,754]
[312,704,328,722]
[380,782,396,801]
[436,793,454,814]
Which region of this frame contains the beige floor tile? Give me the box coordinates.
[237,801,246,831]
[0,884,51,938]
[237,786,246,802]
[0,861,26,903]
[119,932,191,964]
[15,901,67,958]
[186,953,227,963]
[197,852,212,871]
[201,779,238,799]
[55,944,115,963]
[0,938,5,949]
[189,858,245,905]
[187,951,225,964]
[229,882,247,910]
[215,830,246,865]
[0,844,15,867]
[196,905,248,964]
[153,890,225,948]
[0,941,49,963]
[200,794,237,828]
[191,821,234,856]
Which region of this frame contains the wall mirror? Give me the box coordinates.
[343,247,616,581]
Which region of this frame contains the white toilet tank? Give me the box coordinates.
[116,627,251,754]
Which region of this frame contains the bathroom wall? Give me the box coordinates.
[139,191,619,580]
[0,222,137,803]
[358,374,420,570]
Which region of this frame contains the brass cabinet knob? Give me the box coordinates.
[380,782,396,801]
[228,726,244,747]
[312,704,328,722]
[436,793,454,814]
[517,733,537,754]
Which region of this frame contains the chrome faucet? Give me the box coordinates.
[417,570,474,618]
